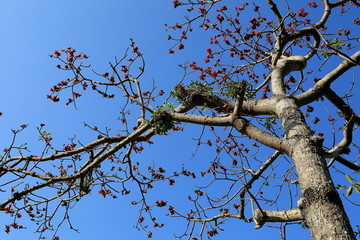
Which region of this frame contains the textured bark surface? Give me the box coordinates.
[272,56,356,240]
[290,138,355,240]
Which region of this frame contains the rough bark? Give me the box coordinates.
[272,56,355,240]
[289,137,355,240]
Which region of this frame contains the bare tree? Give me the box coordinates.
[1,1,360,239]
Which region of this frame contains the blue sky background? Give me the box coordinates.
[0,0,359,239]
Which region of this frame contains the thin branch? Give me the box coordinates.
[324,120,354,158]
[232,81,247,116]
[239,151,281,219]
[0,122,151,209]
[190,213,243,223]
[1,128,152,168]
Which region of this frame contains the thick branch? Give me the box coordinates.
[266,0,288,65]
[295,51,360,106]
[272,56,307,95]
[324,88,360,125]
[253,208,304,229]
[266,0,285,27]
[324,120,354,158]
[174,92,276,116]
[334,156,360,171]
[168,112,286,152]
[232,81,246,116]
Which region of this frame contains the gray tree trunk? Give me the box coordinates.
[273,56,355,240]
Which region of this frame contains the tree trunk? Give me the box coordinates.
[289,136,355,240]
[272,57,355,240]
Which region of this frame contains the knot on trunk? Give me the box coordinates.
[301,186,341,210]
[310,135,324,148]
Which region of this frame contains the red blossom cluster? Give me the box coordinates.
[207,229,218,237]
[155,200,167,207]
[51,47,88,69]
[168,206,176,215]
[4,223,24,234]
[194,189,204,196]
[59,169,67,176]
[297,8,309,17]
[98,189,111,197]
[1,204,15,214]
[63,143,77,152]
[338,29,351,36]
[172,0,181,8]
[307,1,318,8]
[132,145,144,152]
[49,39,148,106]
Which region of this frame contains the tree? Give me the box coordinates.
[0,0,359,239]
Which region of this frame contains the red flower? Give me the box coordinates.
[53,50,61,56]
[67,48,76,55]
[207,229,218,237]
[168,206,175,215]
[155,200,167,207]
[298,8,309,17]
[307,1,318,8]
[216,14,224,23]
[306,105,314,112]
[72,92,82,98]
[328,117,335,122]
[216,6,227,12]
[98,189,111,197]
[168,179,175,185]
[195,190,204,196]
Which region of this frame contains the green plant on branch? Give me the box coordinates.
[345,173,360,196]
[321,37,346,58]
[171,80,214,103]
[150,103,175,135]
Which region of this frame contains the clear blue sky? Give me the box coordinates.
[0,1,359,239]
